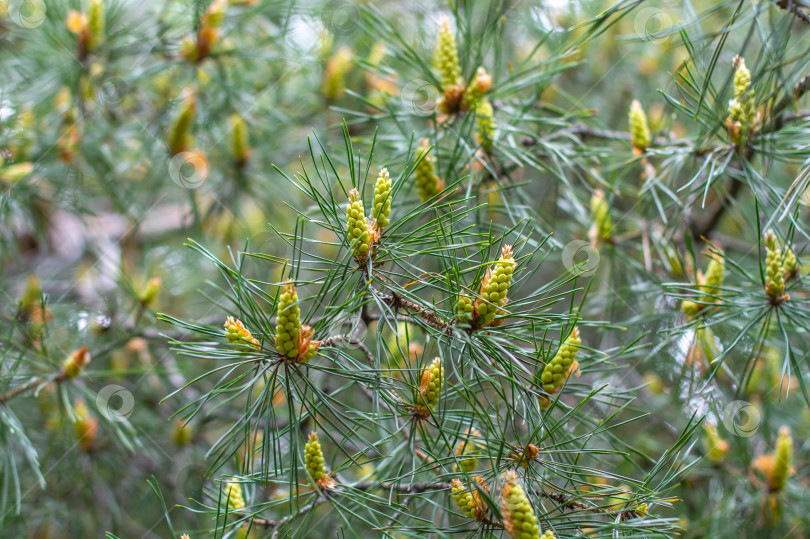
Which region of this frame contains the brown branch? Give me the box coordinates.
[0,371,68,405]
[776,0,810,24]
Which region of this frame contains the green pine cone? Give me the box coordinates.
[474,245,515,327]
[347,188,371,258]
[415,139,443,202]
[436,16,461,89]
[373,167,392,230]
[304,432,326,483]
[476,99,495,154]
[771,426,793,491]
[765,233,786,301]
[591,190,611,242]
[416,358,444,415]
[501,470,540,539]
[539,327,581,394]
[455,294,474,324]
[224,481,245,512]
[87,0,105,51]
[628,100,651,151]
[462,67,492,110]
[275,283,301,359]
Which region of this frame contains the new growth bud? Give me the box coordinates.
[538,327,581,407]
[703,423,729,464]
[305,432,336,490]
[682,250,724,316]
[436,16,461,89]
[500,470,540,539]
[590,190,611,243]
[770,426,793,492]
[168,92,196,156]
[473,245,516,328]
[225,316,260,350]
[451,476,488,520]
[275,283,301,359]
[414,139,444,202]
[224,481,246,512]
[726,56,756,147]
[347,188,372,260]
[63,346,90,379]
[372,168,392,231]
[628,100,651,152]
[415,358,444,417]
[87,0,105,51]
[764,232,788,304]
[230,114,251,167]
[454,428,482,473]
[475,99,495,154]
[462,67,493,110]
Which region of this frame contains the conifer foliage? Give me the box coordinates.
[0,1,809,538]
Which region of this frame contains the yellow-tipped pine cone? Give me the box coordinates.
[202,0,228,29]
[73,399,99,452]
[462,67,493,110]
[703,423,729,464]
[700,255,724,303]
[765,233,786,301]
[373,168,392,230]
[771,426,793,491]
[733,56,751,98]
[451,476,487,520]
[474,245,515,327]
[275,283,301,359]
[297,324,320,364]
[224,481,246,512]
[628,100,651,151]
[347,188,371,258]
[590,190,611,242]
[304,432,335,489]
[436,16,461,89]
[500,470,540,539]
[168,92,196,156]
[305,432,326,483]
[63,346,90,378]
[224,316,260,349]
[416,358,444,416]
[783,245,797,279]
[540,532,556,539]
[455,428,482,473]
[475,99,495,154]
[455,294,474,324]
[87,0,105,51]
[415,139,443,202]
[230,114,251,166]
[539,327,581,395]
